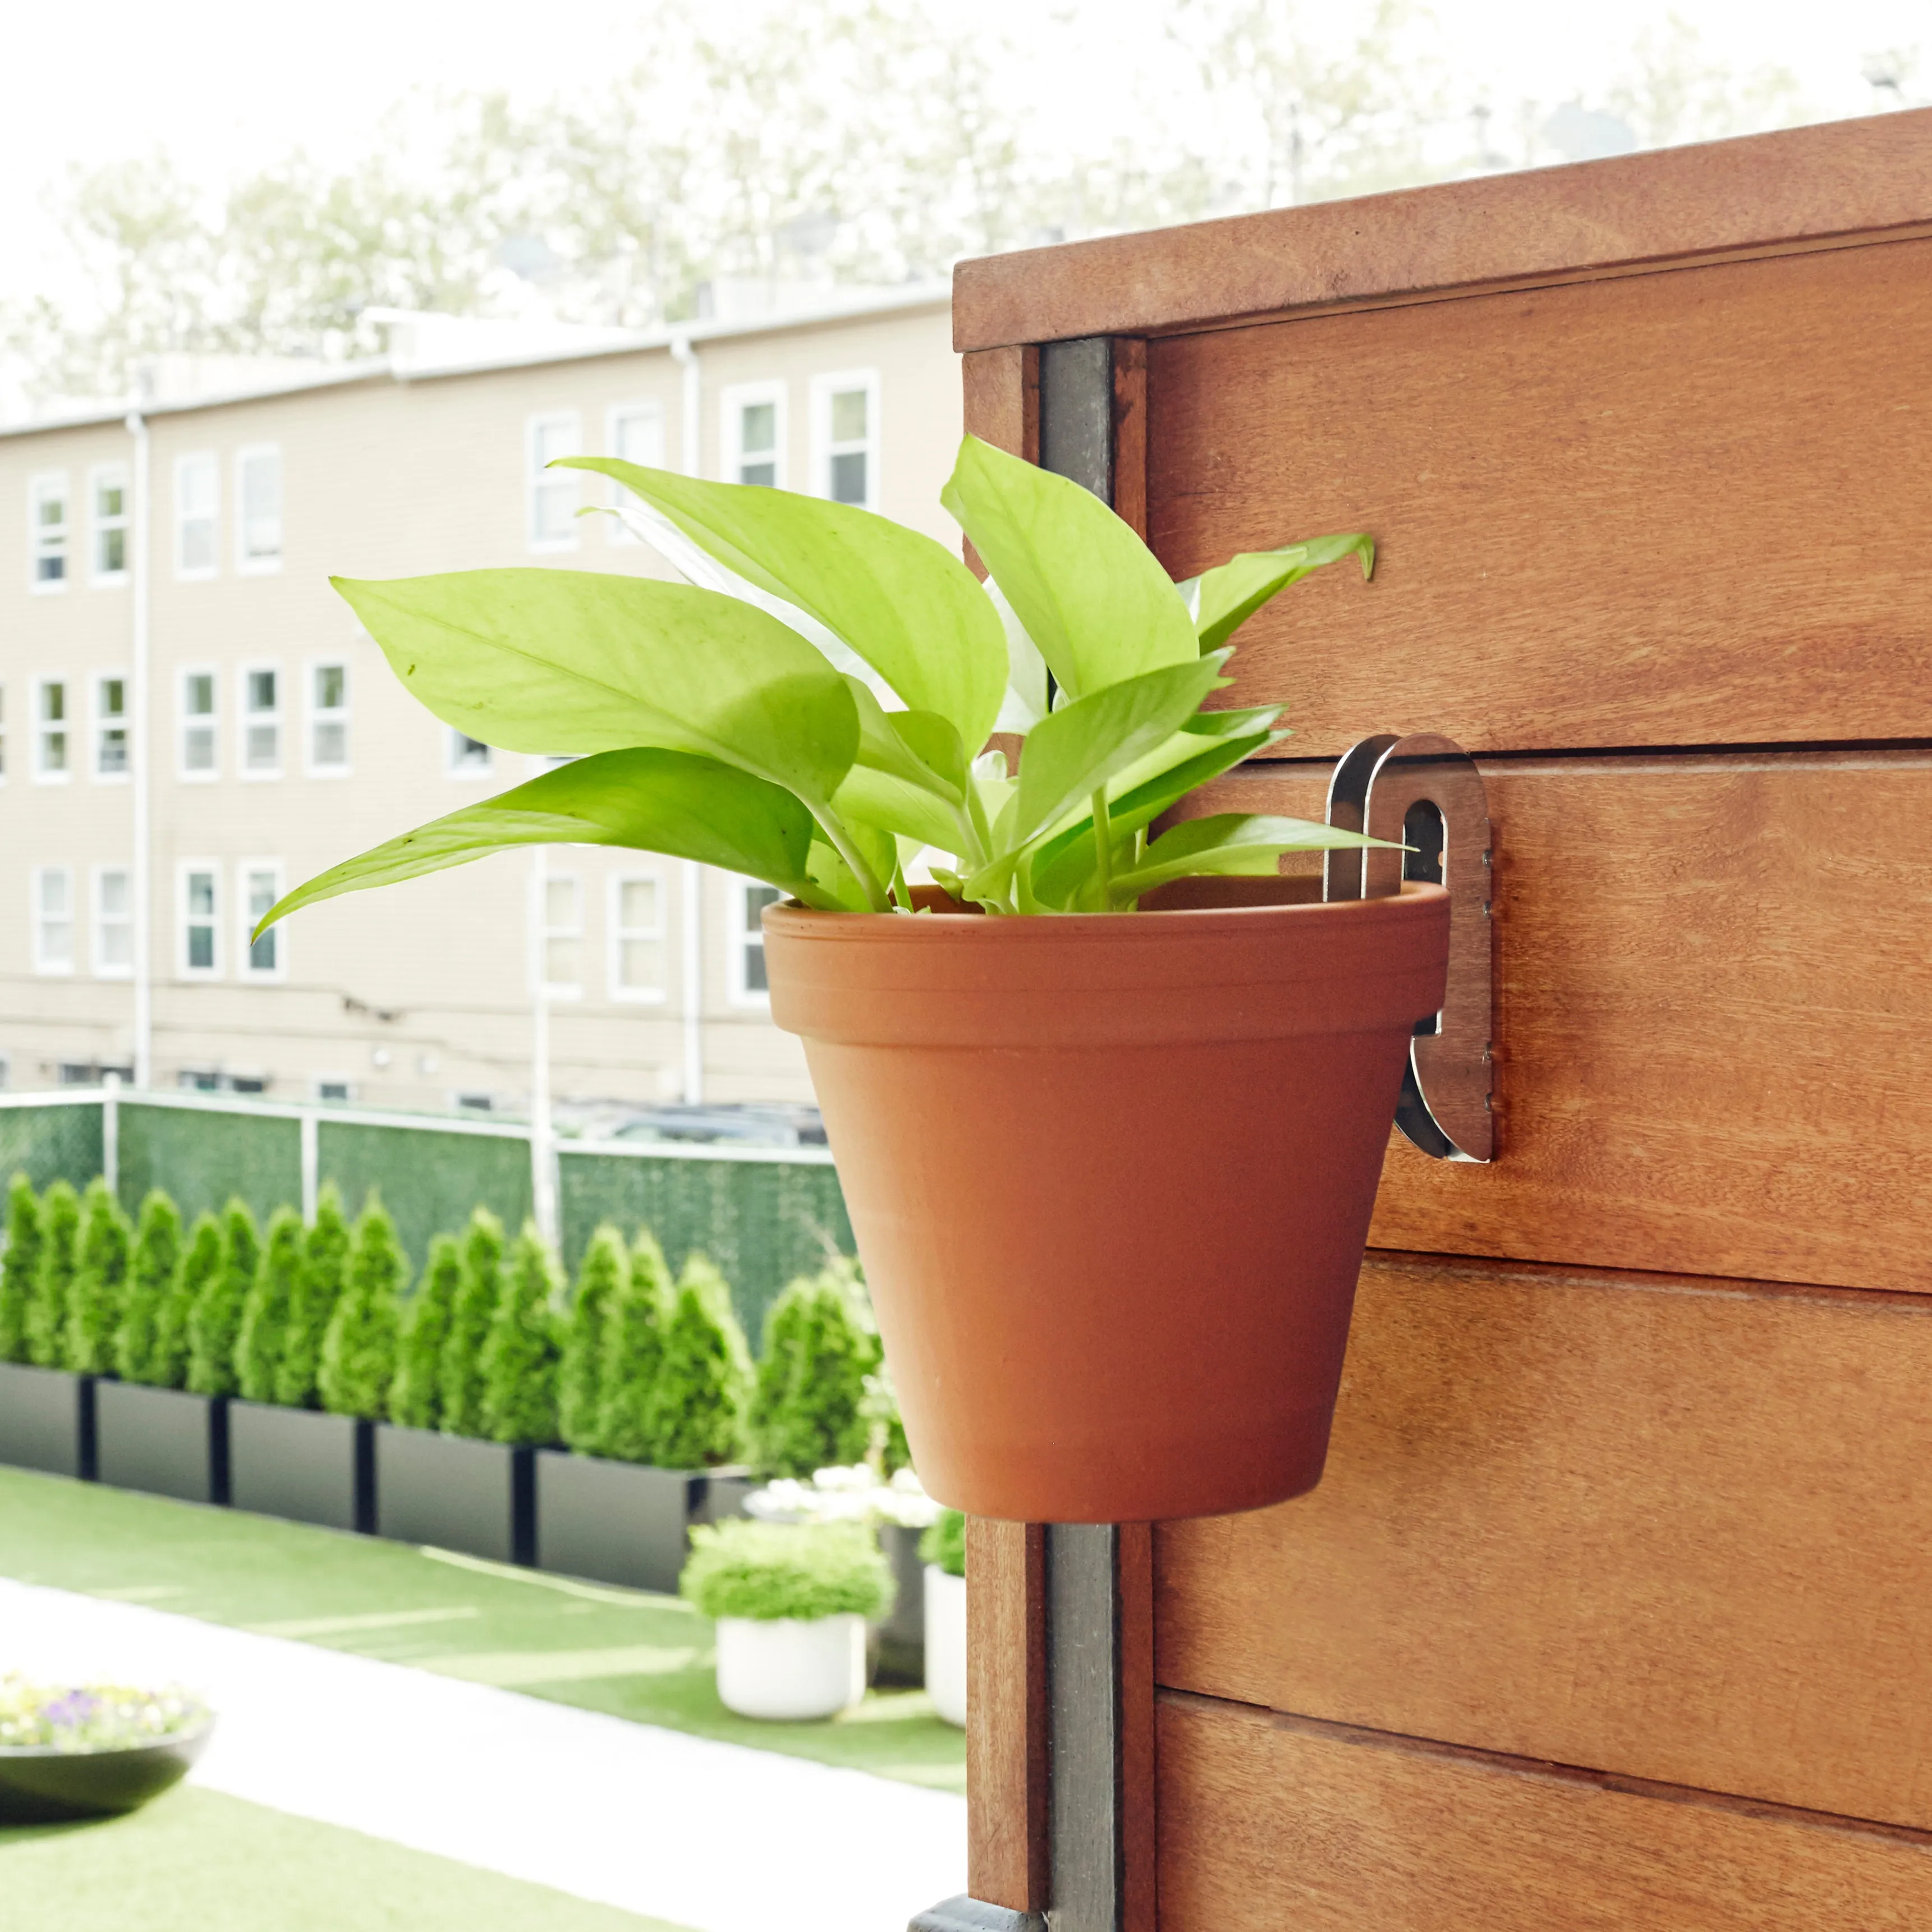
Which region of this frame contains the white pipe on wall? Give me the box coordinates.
[670,333,706,1108]
[529,846,558,1246]
[125,403,153,1090]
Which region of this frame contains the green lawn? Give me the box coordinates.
[0,1466,964,1793]
[0,1784,685,1932]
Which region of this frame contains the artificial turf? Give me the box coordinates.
[0,1784,685,1932]
[0,1466,965,1793]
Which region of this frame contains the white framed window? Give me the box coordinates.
[34,679,68,782]
[178,668,218,779]
[235,446,282,572]
[29,473,68,592]
[604,402,664,543]
[238,664,282,778]
[540,873,582,998]
[722,382,786,488]
[93,674,129,782]
[608,873,666,1002]
[315,1076,354,1103]
[239,860,284,981]
[447,727,493,777]
[175,453,219,579]
[89,466,129,584]
[93,866,132,979]
[307,661,350,774]
[526,411,582,552]
[451,1090,495,1114]
[178,863,221,977]
[729,879,782,1005]
[811,370,880,510]
[32,867,75,975]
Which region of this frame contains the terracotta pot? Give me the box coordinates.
[763,880,1451,1523]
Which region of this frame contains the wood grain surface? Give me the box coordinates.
[961,345,1038,461]
[966,1516,1047,1910]
[1178,752,1932,1294]
[1156,1251,1932,1830]
[952,108,1932,350]
[1142,238,1932,756]
[1157,1693,1932,1932]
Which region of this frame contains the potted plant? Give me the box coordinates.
[681,1519,894,1722]
[0,1177,94,1479]
[259,435,1449,1522]
[920,1508,966,1729]
[0,1675,212,1822]
[96,1191,231,1506]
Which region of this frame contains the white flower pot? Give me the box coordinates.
[925,1565,967,1728]
[714,1614,869,1720]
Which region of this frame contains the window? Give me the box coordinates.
[604,403,664,542]
[94,676,129,780]
[179,669,218,779]
[308,662,349,773]
[540,874,582,996]
[452,1091,494,1113]
[179,865,220,975]
[812,371,880,510]
[731,880,782,1003]
[315,1077,353,1104]
[240,862,283,980]
[235,446,282,572]
[609,873,665,1001]
[447,728,492,776]
[33,868,74,974]
[35,680,68,781]
[28,473,69,591]
[93,868,132,978]
[723,383,786,488]
[175,453,218,578]
[526,412,582,552]
[239,666,281,778]
[89,466,129,583]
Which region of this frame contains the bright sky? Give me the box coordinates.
[2,0,1926,303]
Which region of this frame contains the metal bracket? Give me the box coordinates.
[910,1899,1048,1932]
[1325,733,1495,1163]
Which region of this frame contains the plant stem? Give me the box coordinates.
[1089,788,1114,910]
[815,808,893,914]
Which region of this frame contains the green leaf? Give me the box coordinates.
[562,458,1008,751]
[1109,813,1388,903]
[832,765,962,851]
[940,435,1199,701]
[1181,534,1375,653]
[333,570,859,814]
[259,749,824,934]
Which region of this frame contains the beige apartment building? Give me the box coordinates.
[0,286,959,1119]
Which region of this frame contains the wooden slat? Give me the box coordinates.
[1155,1251,1932,1832]
[1142,238,1932,756]
[952,108,1932,351]
[961,345,1039,460]
[1118,1521,1155,1932]
[1176,752,1932,1293]
[1108,337,1147,541]
[1157,1692,1932,1932]
[966,1516,1047,1910]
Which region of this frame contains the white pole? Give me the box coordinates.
[125,403,153,1090]
[299,1110,319,1223]
[529,847,558,1246]
[102,1070,121,1197]
[669,334,706,1110]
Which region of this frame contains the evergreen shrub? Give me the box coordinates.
[920,1508,966,1579]
[277,1183,349,1408]
[236,1207,305,1403]
[158,1212,222,1391]
[67,1179,132,1376]
[0,1174,41,1365]
[595,1229,673,1465]
[557,1223,627,1454]
[680,1519,894,1623]
[439,1209,504,1438]
[390,1232,461,1431]
[479,1222,561,1447]
[26,1180,82,1371]
[319,1196,405,1420]
[186,1199,259,1398]
[749,1259,880,1478]
[642,1254,750,1471]
[116,1191,184,1385]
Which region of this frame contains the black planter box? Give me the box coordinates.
[874,1521,928,1687]
[376,1425,533,1565]
[535,1451,708,1595]
[228,1401,373,1533]
[0,1363,95,1479]
[95,1383,229,1506]
[697,1469,758,1525]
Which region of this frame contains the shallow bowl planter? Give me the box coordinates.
[228,1401,373,1533]
[0,1362,95,1480]
[765,880,1451,1522]
[924,1565,966,1728]
[95,1383,229,1506]
[535,1450,706,1594]
[376,1425,533,1565]
[0,1721,213,1823]
[715,1614,868,1721]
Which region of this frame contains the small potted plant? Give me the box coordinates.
[920,1508,966,1729]
[0,1675,212,1821]
[260,435,1450,1523]
[681,1519,894,1722]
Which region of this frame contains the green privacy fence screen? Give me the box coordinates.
[0,1092,848,1337]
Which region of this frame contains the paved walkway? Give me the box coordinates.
[0,1577,964,1932]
